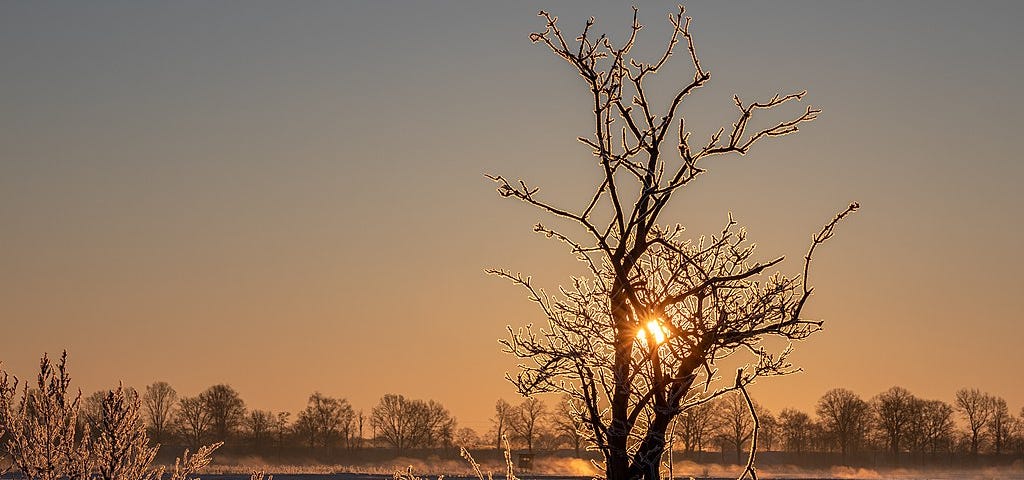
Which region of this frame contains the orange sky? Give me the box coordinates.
[2,2,1023,433]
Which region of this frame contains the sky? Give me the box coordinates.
[2,1,1023,434]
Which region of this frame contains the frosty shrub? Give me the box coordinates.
[164,443,223,480]
[0,352,221,480]
[0,352,89,480]
[91,385,161,480]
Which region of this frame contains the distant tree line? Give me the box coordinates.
[69,383,1024,463]
[482,387,1024,467]
[666,386,1024,467]
[36,380,599,460]
[8,369,1024,468]
[65,381,459,457]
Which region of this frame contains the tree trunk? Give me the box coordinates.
[607,280,634,480]
[629,414,673,480]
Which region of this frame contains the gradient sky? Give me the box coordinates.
[2,1,1023,433]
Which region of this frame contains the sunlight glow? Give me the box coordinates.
[637,319,669,345]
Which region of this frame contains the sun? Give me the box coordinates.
[636,319,669,344]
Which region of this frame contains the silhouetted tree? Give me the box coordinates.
[910,399,955,456]
[903,398,927,457]
[356,410,365,449]
[80,390,107,438]
[510,397,547,453]
[82,391,106,420]
[956,388,993,456]
[1007,416,1024,456]
[779,408,811,455]
[873,387,916,462]
[491,399,514,450]
[370,394,454,452]
[490,6,856,480]
[420,399,455,449]
[142,382,176,444]
[988,395,1011,455]
[175,396,210,449]
[806,420,829,454]
[296,393,354,451]
[199,384,245,442]
[454,427,482,449]
[714,393,757,464]
[341,405,358,449]
[552,395,586,457]
[273,412,291,452]
[245,410,275,452]
[678,400,718,453]
[816,388,871,463]
[758,411,779,453]
[528,429,560,453]
[292,410,316,449]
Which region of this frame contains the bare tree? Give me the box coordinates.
[296,393,354,451]
[370,394,455,452]
[806,420,829,454]
[80,390,107,435]
[535,429,564,453]
[902,398,928,459]
[1008,416,1024,457]
[911,399,955,456]
[245,410,275,452]
[454,427,482,449]
[273,412,291,452]
[510,397,547,453]
[714,393,757,464]
[341,406,358,449]
[491,399,514,450]
[873,386,916,462]
[419,399,456,449]
[292,410,316,449]
[175,396,210,449]
[677,400,718,453]
[356,410,365,449]
[956,388,993,456]
[199,384,245,443]
[988,395,1011,456]
[779,408,811,455]
[552,395,586,457]
[490,6,856,480]
[142,382,176,444]
[757,411,778,453]
[816,388,871,463]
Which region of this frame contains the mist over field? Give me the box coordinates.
[87,460,1024,480]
